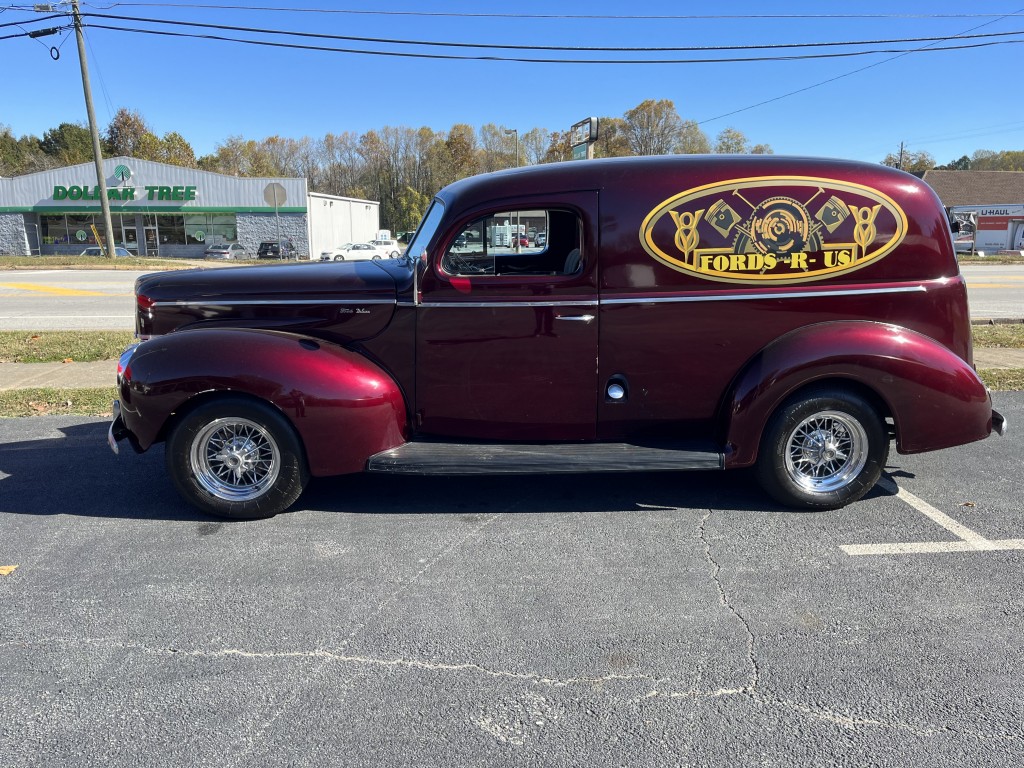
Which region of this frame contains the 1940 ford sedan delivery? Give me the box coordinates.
[108,155,1006,519]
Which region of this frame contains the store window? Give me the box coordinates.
[157,214,186,245]
[66,214,96,245]
[40,215,69,245]
[184,213,237,245]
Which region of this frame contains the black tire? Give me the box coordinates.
[333,255,345,261]
[755,386,888,510]
[389,251,400,258]
[372,254,382,261]
[165,397,309,520]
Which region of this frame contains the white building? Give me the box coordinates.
[0,157,380,258]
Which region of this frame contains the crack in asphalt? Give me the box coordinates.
[698,508,760,694]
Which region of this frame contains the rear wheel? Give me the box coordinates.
[166,397,308,519]
[372,254,382,260]
[755,387,888,510]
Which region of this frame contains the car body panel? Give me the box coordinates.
[722,320,993,468]
[134,260,398,339]
[118,328,408,475]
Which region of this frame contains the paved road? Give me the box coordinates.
[0,264,1021,331]
[962,263,1024,319]
[1,394,1021,766]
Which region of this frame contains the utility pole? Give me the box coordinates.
[71,0,117,257]
[897,142,905,171]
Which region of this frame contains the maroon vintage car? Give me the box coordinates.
[109,155,1005,519]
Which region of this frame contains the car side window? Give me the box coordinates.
[442,209,582,277]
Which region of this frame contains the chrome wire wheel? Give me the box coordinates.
[189,417,281,502]
[783,410,868,494]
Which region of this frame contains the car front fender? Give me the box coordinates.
[118,328,408,476]
[722,321,993,468]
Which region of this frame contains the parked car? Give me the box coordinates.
[319,243,353,261]
[535,231,547,247]
[204,243,253,261]
[257,240,295,260]
[109,155,1004,519]
[79,246,134,258]
[325,242,391,261]
[370,239,402,258]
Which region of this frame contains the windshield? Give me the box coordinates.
[407,200,445,266]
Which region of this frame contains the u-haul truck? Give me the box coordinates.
[950,204,1024,253]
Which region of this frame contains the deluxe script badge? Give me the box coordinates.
[639,176,909,284]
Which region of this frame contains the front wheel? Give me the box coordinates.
[755,387,888,510]
[333,255,345,261]
[166,397,309,519]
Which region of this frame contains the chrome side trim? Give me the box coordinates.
[417,300,599,309]
[408,286,926,310]
[601,285,927,305]
[151,299,396,307]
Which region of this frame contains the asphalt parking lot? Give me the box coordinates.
[1,395,1022,767]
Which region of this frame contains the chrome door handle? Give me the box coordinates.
[554,314,595,323]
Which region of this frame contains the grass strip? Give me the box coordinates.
[0,331,135,363]
[978,369,1024,392]
[0,255,193,270]
[972,324,1024,348]
[0,387,117,418]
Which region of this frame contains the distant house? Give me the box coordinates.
[922,170,1024,253]
[921,170,1024,208]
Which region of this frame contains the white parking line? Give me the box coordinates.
[840,476,1024,556]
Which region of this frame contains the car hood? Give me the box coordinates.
[135,260,409,342]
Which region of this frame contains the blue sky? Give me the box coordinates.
[1,1,1023,164]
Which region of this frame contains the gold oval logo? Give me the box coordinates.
[639,175,909,284]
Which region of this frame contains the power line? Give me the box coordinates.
[77,11,1024,54]
[698,5,1024,124]
[74,21,1024,64]
[66,4,1024,21]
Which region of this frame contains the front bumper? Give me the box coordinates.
[993,409,1008,437]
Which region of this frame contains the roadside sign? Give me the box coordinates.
[264,183,287,207]
[572,144,587,161]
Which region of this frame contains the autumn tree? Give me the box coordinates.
[593,117,631,158]
[39,122,93,165]
[520,127,551,166]
[0,125,50,175]
[881,149,935,172]
[623,99,680,155]
[104,108,159,158]
[678,120,711,154]
[714,128,749,154]
[478,124,514,172]
[937,155,971,170]
[542,131,572,163]
[969,150,1024,171]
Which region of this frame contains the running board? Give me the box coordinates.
[366,441,723,475]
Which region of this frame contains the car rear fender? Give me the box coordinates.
[118,328,408,476]
[721,321,993,468]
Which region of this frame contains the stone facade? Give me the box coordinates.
[0,213,28,256]
[237,213,309,257]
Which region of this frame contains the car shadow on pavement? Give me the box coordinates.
[0,420,208,521]
[0,418,898,521]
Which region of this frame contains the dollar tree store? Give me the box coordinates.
[0,156,379,258]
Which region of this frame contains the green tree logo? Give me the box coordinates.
[113,164,132,183]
